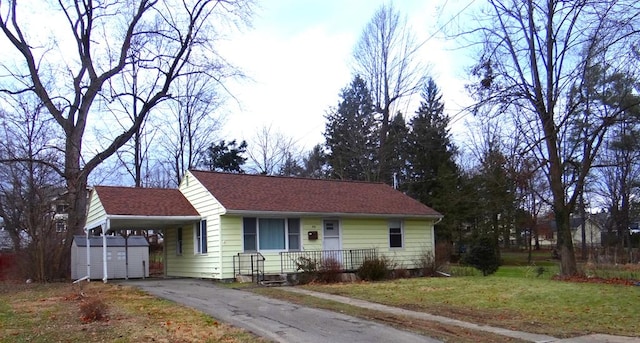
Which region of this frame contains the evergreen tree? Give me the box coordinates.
[202,140,247,173]
[300,144,329,179]
[324,75,378,181]
[405,78,461,240]
[384,113,409,187]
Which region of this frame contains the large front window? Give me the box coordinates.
[243,217,301,251]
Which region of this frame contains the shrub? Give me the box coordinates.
[318,257,343,283]
[461,235,500,276]
[412,243,454,276]
[79,297,108,323]
[391,267,410,279]
[295,256,319,284]
[357,256,390,281]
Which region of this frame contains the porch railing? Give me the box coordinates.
[233,252,265,283]
[280,248,377,274]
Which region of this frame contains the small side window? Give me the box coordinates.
[389,220,403,248]
[176,227,183,255]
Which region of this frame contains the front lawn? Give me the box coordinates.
[299,271,640,338]
[0,281,264,343]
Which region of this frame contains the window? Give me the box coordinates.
[56,204,68,213]
[55,221,66,233]
[176,227,183,255]
[288,218,300,251]
[389,220,403,248]
[243,218,257,251]
[243,217,301,251]
[259,218,285,250]
[195,220,207,254]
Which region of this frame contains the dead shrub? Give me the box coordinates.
[415,243,451,276]
[79,296,108,323]
[318,257,343,283]
[391,267,410,279]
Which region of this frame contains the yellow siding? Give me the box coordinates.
[171,170,224,279]
[165,223,219,278]
[219,216,328,278]
[341,218,434,269]
[219,216,242,279]
[302,217,324,250]
[85,191,106,227]
[222,215,434,277]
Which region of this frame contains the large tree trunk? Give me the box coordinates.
[555,207,578,275]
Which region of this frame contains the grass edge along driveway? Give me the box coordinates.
[294,270,639,339]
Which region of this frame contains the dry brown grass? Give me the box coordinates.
[0,281,266,343]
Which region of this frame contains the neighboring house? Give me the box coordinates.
[534,219,556,248]
[0,227,13,252]
[549,215,603,247]
[84,170,442,281]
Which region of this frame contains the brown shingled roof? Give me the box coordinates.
[189,170,441,217]
[93,186,199,217]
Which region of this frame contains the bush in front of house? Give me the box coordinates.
[461,235,500,276]
[318,257,343,283]
[357,256,390,281]
[295,256,319,284]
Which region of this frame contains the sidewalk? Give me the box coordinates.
[280,287,640,343]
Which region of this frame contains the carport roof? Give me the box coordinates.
[93,186,199,216]
[89,186,201,231]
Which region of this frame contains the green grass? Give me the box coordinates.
[301,269,640,338]
[252,287,526,343]
[500,249,558,266]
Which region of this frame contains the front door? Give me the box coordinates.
[323,220,341,251]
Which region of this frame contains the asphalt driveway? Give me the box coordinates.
[124,278,441,343]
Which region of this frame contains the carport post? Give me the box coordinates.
[102,221,109,283]
[86,229,90,280]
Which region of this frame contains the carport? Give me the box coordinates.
[81,186,201,282]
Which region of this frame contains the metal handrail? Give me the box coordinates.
[280,248,377,273]
[233,252,266,283]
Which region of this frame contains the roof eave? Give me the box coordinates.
[224,209,442,220]
[106,214,202,221]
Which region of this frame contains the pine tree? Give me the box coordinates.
[202,140,247,173]
[324,75,378,181]
[405,78,461,240]
[384,113,409,187]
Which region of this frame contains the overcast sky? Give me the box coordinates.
[218,0,477,153]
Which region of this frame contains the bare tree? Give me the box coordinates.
[352,3,427,182]
[0,1,252,242]
[162,71,226,186]
[594,114,640,262]
[0,97,66,280]
[464,0,640,275]
[246,125,297,175]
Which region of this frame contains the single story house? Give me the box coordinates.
[71,235,149,280]
[84,170,442,282]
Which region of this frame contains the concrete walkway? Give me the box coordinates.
[124,279,441,343]
[281,287,640,343]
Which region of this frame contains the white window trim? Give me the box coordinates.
[194,221,207,255]
[243,217,302,252]
[389,219,404,249]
